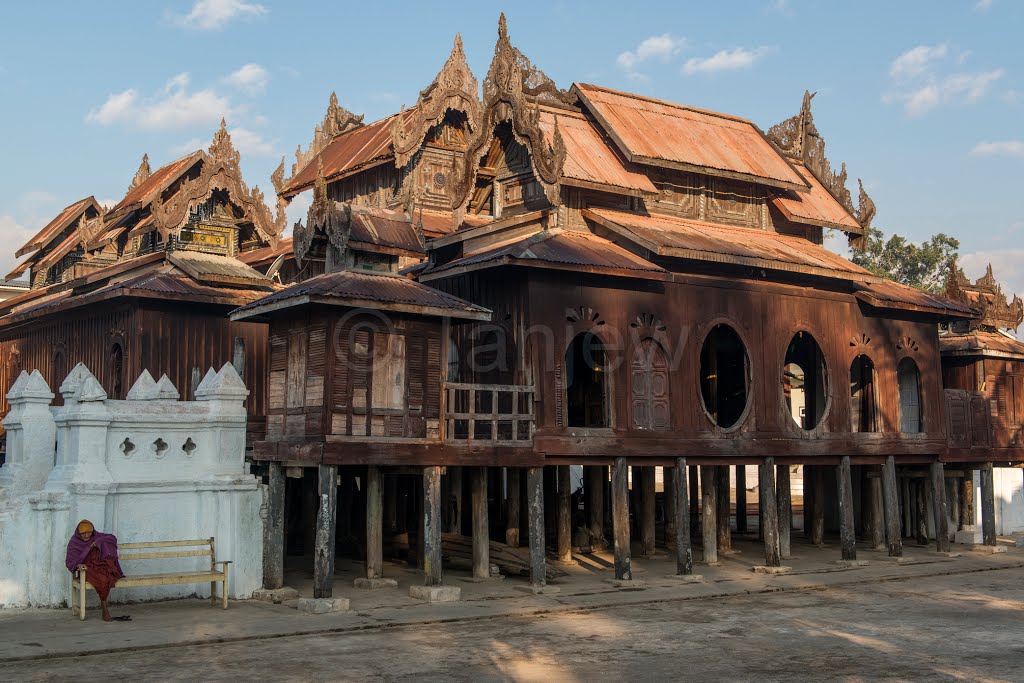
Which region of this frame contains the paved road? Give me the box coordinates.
[9,568,1024,682]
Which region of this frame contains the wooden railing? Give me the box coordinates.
[442,382,535,446]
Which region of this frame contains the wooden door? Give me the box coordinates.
[631,339,670,431]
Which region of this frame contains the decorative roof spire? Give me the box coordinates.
[945,258,1024,332]
[128,153,151,193]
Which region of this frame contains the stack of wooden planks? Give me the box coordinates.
[441,533,567,580]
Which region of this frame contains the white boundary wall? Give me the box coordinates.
[0,363,262,607]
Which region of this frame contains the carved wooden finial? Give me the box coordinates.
[945,259,1024,332]
[128,153,152,193]
[498,12,507,38]
[208,118,240,170]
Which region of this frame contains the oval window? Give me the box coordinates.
[700,324,750,429]
[783,332,828,430]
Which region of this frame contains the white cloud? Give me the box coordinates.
[683,47,773,75]
[228,127,275,157]
[970,140,1024,157]
[170,137,204,156]
[975,0,993,11]
[224,63,269,95]
[889,44,947,81]
[284,191,313,232]
[616,34,683,71]
[901,70,1004,116]
[767,0,792,14]
[176,0,268,31]
[97,198,119,210]
[87,73,231,130]
[0,215,39,279]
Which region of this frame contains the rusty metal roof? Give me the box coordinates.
[281,110,417,197]
[231,269,490,320]
[418,211,492,239]
[167,250,270,285]
[940,330,1024,358]
[239,237,293,266]
[574,83,808,192]
[854,280,978,318]
[106,152,203,221]
[16,196,99,258]
[537,107,657,196]
[34,230,83,271]
[584,207,877,282]
[349,206,424,254]
[421,228,667,281]
[772,162,861,231]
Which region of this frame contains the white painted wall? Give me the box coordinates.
[0,363,262,608]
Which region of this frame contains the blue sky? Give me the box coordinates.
[0,1,1021,294]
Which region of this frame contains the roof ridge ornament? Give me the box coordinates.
[150,119,286,246]
[449,13,568,217]
[292,159,353,266]
[767,91,876,241]
[128,153,152,194]
[287,93,365,184]
[391,33,482,169]
[945,258,1024,332]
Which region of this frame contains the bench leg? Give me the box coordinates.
[222,565,229,609]
[80,575,87,621]
[210,578,217,607]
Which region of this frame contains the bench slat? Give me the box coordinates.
[118,539,213,549]
[120,549,213,560]
[75,571,225,590]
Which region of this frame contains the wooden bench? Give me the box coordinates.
[70,537,231,621]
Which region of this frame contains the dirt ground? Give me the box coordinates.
[8,566,1024,682]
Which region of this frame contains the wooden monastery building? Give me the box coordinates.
[229,16,1019,598]
[0,122,285,438]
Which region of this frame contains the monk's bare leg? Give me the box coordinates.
[101,598,111,622]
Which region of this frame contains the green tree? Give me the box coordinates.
[850,228,959,293]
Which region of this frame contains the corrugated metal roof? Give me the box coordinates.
[537,107,657,195]
[940,330,1024,357]
[855,280,977,316]
[16,196,99,258]
[34,230,83,270]
[168,250,270,283]
[106,152,202,220]
[773,162,861,231]
[574,83,807,191]
[349,206,424,253]
[418,211,492,238]
[232,269,489,318]
[584,207,874,281]
[281,110,417,197]
[424,229,666,278]
[239,237,293,266]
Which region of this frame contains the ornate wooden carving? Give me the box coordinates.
[896,336,920,353]
[391,34,481,169]
[128,153,152,194]
[77,213,106,250]
[768,91,876,232]
[449,14,568,213]
[151,120,286,245]
[849,333,872,348]
[292,160,352,265]
[278,93,364,190]
[945,260,1024,332]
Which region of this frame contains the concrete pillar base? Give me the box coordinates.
[408,585,462,602]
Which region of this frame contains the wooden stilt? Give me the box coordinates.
[881,456,903,557]
[811,464,825,545]
[586,465,605,549]
[544,466,556,539]
[980,462,996,546]
[803,465,814,540]
[673,458,692,575]
[366,466,383,579]
[506,468,521,547]
[689,465,700,542]
[915,479,929,545]
[735,465,748,534]
[526,467,546,586]
[383,472,397,535]
[415,476,425,569]
[612,458,632,580]
[423,466,443,586]
[641,466,656,556]
[263,461,285,590]
[556,465,572,563]
[472,467,490,578]
[960,470,975,529]
[759,458,781,567]
[664,467,676,552]
[901,474,912,538]
[947,477,959,534]
[837,456,856,561]
[716,466,731,553]
[447,467,462,534]
[776,463,792,559]
[700,466,718,564]
[866,467,885,550]
[313,464,338,598]
[929,461,951,553]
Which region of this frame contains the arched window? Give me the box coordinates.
[566,331,609,428]
[783,332,828,430]
[700,324,750,429]
[631,339,670,430]
[110,342,124,400]
[850,355,877,432]
[447,337,461,382]
[897,357,922,433]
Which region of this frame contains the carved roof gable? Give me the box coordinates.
[945,260,1023,332]
[151,120,286,245]
[391,34,481,169]
[128,153,152,194]
[273,93,365,196]
[768,91,876,238]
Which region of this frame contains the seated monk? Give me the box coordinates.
[66,520,125,622]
